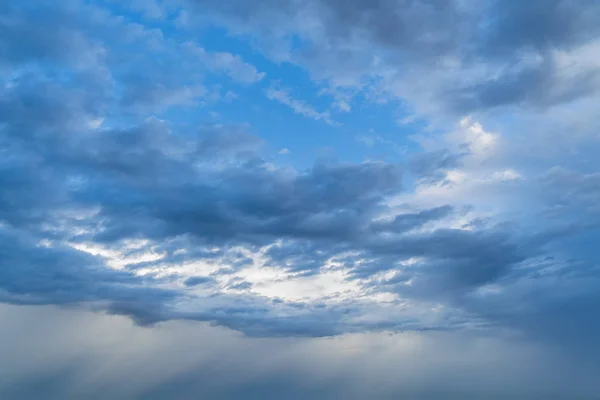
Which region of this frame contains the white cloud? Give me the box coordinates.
[333,99,351,112]
[129,0,165,20]
[266,87,338,126]
[182,42,265,84]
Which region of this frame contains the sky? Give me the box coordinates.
[1,0,600,399]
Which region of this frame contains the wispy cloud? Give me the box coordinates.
[183,41,266,84]
[266,86,339,126]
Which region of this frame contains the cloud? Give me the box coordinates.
[182,41,266,84]
[370,206,454,234]
[186,0,600,114]
[0,1,97,68]
[2,305,600,400]
[409,149,464,184]
[128,0,167,20]
[0,225,178,327]
[2,0,600,356]
[0,60,534,337]
[183,276,215,287]
[3,3,600,400]
[266,87,338,126]
[2,57,600,340]
[0,0,265,119]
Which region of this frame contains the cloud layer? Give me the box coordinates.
[2,2,600,397]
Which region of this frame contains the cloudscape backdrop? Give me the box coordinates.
[2,0,600,399]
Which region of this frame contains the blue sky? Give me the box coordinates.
[2,0,600,398]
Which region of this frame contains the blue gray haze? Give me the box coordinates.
[1,1,600,399]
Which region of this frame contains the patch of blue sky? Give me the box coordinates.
[87,2,432,172]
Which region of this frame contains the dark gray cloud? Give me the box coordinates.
[183,276,215,287]
[228,280,253,290]
[481,0,600,55]
[370,205,454,233]
[0,225,178,325]
[409,149,464,184]
[188,0,471,55]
